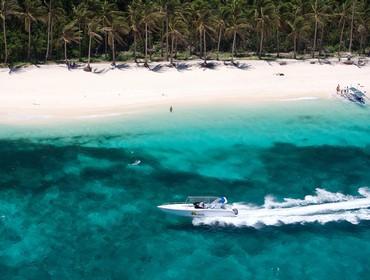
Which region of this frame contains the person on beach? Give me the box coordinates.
[170,106,173,113]
[336,84,340,94]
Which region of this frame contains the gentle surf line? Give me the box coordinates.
[278,96,319,102]
[193,188,370,227]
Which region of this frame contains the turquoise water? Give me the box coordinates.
[0,100,369,279]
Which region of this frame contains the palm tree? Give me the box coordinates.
[72,2,89,60]
[336,0,351,58]
[167,0,182,60]
[190,0,215,65]
[224,0,249,63]
[356,0,369,54]
[44,0,52,60]
[97,0,120,56]
[348,0,357,53]
[0,0,19,64]
[273,0,286,57]
[127,0,142,63]
[139,1,162,67]
[286,0,310,59]
[59,20,81,64]
[18,0,46,61]
[86,19,102,71]
[44,0,64,61]
[254,0,277,57]
[308,0,330,58]
[103,16,129,66]
[214,3,226,61]
[166,3,187,65]
[157,0,179,61]
[357,23,366,54]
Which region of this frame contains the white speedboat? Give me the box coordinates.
[158,196,238,217]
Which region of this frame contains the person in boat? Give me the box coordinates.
[194,201,205,209]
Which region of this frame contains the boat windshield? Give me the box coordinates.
[185,196,228,209]
[185,196,219,204]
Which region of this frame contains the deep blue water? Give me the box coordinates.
[0,100,369,279]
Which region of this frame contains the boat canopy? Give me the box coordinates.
[349,87,365,97]
[185,196,227,204]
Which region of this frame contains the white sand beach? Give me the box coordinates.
[0,59,369,124]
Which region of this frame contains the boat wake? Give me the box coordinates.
[192,188,370,228]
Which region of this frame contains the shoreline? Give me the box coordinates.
[0,59,369,125]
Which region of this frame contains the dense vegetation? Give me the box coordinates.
[0,0,369,67]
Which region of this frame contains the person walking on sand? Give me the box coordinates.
[336,84,340,95]
[170,106,173,113]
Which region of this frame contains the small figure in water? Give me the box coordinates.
[170,106,173,113]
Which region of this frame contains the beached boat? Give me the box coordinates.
[338,86,367,105]
[158,196,238,217]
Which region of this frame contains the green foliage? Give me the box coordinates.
[0,0,369,64]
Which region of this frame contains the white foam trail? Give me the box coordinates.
[193,188,370,228]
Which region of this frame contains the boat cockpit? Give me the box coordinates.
[186,196,228,209]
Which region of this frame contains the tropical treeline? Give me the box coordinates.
[0,0,369,67]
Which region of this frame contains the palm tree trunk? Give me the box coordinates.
[312,18,318,58]
[45,0,52,61]
[199,31,202,59]
[104,32,108,56]
[144,23,148,66]
[78,23,82,60]
[27,22,31,61]
[203,29,207,65]
[165,16,169,61]
[88,34,92,67]
[174,38,178,58]
[149,33,153,61]
[112,34,116,66]
[133,33,137,63]
[216,26,222,61]
[318,26,324,57]
[231,30,236,63]
[361,35,365,54]
[259,25,264,57]
[50,18,54,57]
[276,30,280,58]
[348,0,356,53]
[160,19,164,58]
[338,19,346,60]
[2,17,8,64]
[170,34,174,65]
[64,41,67,63]
[293,33,297,59]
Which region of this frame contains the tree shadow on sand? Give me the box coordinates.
[8,63,29,75]
[224,61,251,70]
[115,63,130,70]
[92,67,112,74]
[200,61,219,70]
[175,62,191,72]
[149,64,166,72]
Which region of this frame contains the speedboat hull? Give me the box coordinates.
[158,204,237,217]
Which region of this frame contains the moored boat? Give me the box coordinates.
[338,85,368,105]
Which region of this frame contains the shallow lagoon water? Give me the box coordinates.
[0,100,369,279]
